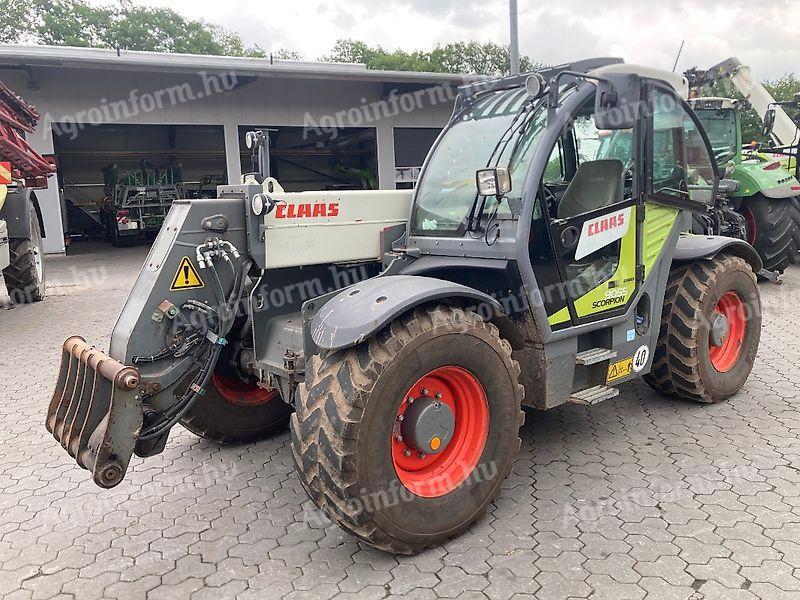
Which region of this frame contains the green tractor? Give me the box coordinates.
[687,97,800,275]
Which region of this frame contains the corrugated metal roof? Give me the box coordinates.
[0,45,471,85]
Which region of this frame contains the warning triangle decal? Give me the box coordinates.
[170,257,205,291]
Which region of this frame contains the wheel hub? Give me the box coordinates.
[708,291,747,373]
[400,396,455,455]
[391,366,489,498]
[709,312,730,347]
[212,371,278,406]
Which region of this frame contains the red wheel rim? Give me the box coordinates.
[709,292,747,373]
[741,206,757,245]
[212,372,278,406]
[391,366,489,498]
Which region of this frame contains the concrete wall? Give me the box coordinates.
[1,66,455,253]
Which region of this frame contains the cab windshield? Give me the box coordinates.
[411,87,554,236]
[694,109,738,164]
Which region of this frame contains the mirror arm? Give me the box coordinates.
[547,71,611,123]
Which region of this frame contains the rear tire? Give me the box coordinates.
[180,371,292,444]
[738,194,800,274]
[3,207,46,303]
[644,254,761,403]
[291,305,525,554]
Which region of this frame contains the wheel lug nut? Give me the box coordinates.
[395,435,403,443]
[403,449,412,457]
[397,415,404,421]
[421,388,429,396]
[434,392,442,399]
[418,452,426,459]
[407,397,414,404]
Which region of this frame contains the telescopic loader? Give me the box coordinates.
[45,60,763,553]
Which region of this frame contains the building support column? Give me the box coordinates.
[376,123,396,191]
[29,120,65,254]
[223,122,242,185]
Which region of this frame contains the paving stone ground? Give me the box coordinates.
[2,243,800,600]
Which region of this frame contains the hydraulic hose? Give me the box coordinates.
[139,257,253,441]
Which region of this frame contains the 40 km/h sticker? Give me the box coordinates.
[607,357,634,382]
[170,257,204,291]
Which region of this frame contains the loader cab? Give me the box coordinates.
[406,69,720,336]
[529,77,719,331]
[688,98,742,165]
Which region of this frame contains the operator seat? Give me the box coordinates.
[557,159,625,220]
[557,159,626,295]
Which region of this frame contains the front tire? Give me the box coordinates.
[738,194,800,274]
[180,370,292,444]
[291,305,524,554]
[645,254,761,403]
[3,206,46,303]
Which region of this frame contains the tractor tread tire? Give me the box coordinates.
[644,254,760,403]
[740,194,800,275]
[180,385,292,445]
[3,209,45,304]
[290,305,524,554]
[180,405,291,445]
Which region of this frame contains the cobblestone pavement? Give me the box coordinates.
[2,244,800,600]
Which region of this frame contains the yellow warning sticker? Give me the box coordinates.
[0,162,11,185]
[607,357,634,383]
[170,257,204,291]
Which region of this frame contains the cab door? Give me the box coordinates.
[544,96,644,328]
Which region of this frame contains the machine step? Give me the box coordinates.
[575,348,618,366]
[569,385,620,406]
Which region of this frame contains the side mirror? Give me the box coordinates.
[688,185,714,204]
[476,168,511,197]
[717,178,740,195]
[763,108,776,137]
[594,74,641,130]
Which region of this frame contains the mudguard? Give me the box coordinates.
[0,188,44,239]
[310,275,503,351]
[673,234,762,272]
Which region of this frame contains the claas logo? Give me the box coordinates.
[0,162,12,185]
[587,212,625,237]
[275,202,340,219]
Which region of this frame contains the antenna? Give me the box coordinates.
[672,40,685,73]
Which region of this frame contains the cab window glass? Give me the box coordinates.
[651,90,716,200]
[543,140,565,184]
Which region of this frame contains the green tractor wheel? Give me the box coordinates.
[738,195,800,274]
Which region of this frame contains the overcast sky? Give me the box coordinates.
[122,0,799,79]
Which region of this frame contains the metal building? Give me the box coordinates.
[0,46,463,253]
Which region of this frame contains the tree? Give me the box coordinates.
[324,39,538,76]
[0,0,36,44]
[0,0,291,58]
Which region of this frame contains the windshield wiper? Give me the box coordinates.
[465,104,536,233]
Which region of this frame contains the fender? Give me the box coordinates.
[309,275,504,351]
[0,188,45,239]
[673,234,762,272]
